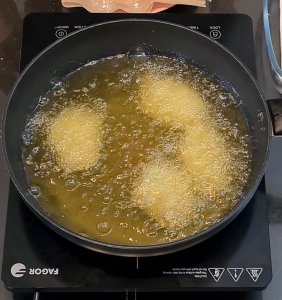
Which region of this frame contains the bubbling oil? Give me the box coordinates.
[22,55,252,246]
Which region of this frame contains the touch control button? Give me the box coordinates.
[210,30,221,39]
[55,29,68,39]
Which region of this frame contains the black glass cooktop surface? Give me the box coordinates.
[1,13,272,293]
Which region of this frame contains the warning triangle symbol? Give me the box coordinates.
[208,268,225,282]
[227,268,244,282]
[246,268,263,282]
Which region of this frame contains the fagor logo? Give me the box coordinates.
[29,268,59,275]
[11,263,59,278]
[11,263,26,278]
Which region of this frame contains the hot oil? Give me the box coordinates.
[22,55,252,246]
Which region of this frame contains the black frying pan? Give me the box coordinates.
[2,19,271,256]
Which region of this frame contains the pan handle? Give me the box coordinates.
[263,0,282,93]
[267,99,282,135]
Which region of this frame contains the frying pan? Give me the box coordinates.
[2,19,271,257]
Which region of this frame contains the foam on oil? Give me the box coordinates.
[22,55,252,246]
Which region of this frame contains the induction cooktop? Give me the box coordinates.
[1,13,272,295]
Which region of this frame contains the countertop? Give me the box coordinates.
[1,0,282,299]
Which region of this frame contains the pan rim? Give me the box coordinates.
[1,18,272,256]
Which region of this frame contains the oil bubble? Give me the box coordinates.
[97,222,112,235]
[103,196,112,204]
[79,232,89,238]
[29,185,41,197]
[120,222,128,228]
[38,96,49,106]
[81,205,88,212]
[50,78,66,91]
[25,155,34,165]
[64,178,78,191]
[116,201,128,209]
[22,128,33,145]
[31,147,40,155]
[127,46,152,64]
[168,230,178,239]
[257,111,264,122]
[53,165,61,173]
[147,231,157,237]
[260,126,266,133]
[82,87,89,93]
[101,206,109,215]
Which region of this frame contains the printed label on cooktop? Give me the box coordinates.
[227,268,244,282]
[11,263,26,278]
[246,268,263,282]
[10,263,59,278]
[208,268,225,282]
[163,268,207,278]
